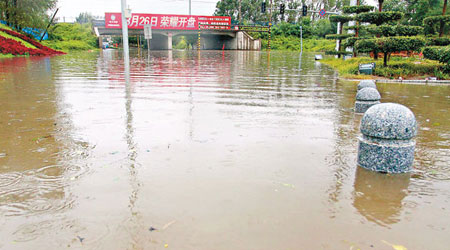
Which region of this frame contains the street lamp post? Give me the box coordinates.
[121,0,130,68]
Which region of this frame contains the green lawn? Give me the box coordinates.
[320,56,449,80]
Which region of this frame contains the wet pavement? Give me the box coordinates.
[0,50,449,250]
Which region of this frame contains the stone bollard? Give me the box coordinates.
[355,87,381,113]
[357,103,417,173]
[357,80,376,91]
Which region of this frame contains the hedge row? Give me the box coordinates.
[423,46,450,64]
[325,50,353,55]
[354,36,426,53]
[363,25,423,36]
[343,5,374,14]
[355,12,403,26]
[329,15,354,23]
[423,15,450,27]
[325,34,354,40]
[342,37,363,47]
[427,37,450,46]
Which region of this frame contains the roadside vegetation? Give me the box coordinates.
[214,0,450,79]
[321,56,448,79]
[43,23,98,52]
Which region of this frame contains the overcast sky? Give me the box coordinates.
[56,0,219,20]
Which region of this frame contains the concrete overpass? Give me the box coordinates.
[93,20,262,50]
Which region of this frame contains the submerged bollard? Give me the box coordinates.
[355,87,381,113]
[357,80,376,91]
[357,103,417,173]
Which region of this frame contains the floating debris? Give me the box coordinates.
[76,236,85,243]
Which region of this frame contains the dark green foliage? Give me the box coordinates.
[423,15,450,35]
[343,37,363,47]
[423,15,450,26]
[343,26,361,31]
[427,37,450,46]
[356,11,403,25]
[354,39,377,53]
[423,46,450,64]
[383,0,441,26]
[325,50,353,55]
[325,34,354,40]
[364,25,423,36]
[271,22,312,38]
[313,19,334,38]
[355,36,426,53]
[343,5,375,14]
[329,15,354,23]
[0,0,57,29]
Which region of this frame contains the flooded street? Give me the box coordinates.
[0,50,449,250]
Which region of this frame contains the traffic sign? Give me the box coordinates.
[144,24,152,39]
[319,9,326,17]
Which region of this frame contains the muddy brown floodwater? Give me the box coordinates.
[0,50,449,250]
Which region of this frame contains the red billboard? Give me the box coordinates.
[105,13,231,30]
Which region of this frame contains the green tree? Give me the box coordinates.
[0,0,57,30]
[76,12,95,24]
[383,0,441,26]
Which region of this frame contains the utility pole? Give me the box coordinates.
[189,0,191,15]
[121,0,130,68]
[40,8,59,42]
[268,0,272,51]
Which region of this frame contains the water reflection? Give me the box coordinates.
[1,50,449,249]
[353,167,410,227]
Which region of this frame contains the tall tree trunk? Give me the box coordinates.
[440,0,447,37]
[383,52,388,67]
[378,0,384,12]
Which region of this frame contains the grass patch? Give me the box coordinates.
[0,23,12,30]
[42,40,96,52]
[320,56,449,79]
[0,30,37,49]
[43,23,97,52]
[0,53,15,59]
[260,36,335,52]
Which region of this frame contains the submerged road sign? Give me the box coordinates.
[144,24,152,39]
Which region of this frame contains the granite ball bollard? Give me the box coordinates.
[355,87,381,113]
[357,103,417,173]
[357,80,377,91]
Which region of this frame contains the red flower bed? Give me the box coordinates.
[0,36,45,55]
[0,28,65,56]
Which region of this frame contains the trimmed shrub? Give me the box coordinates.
[364,25,423,36]
[355,36,426,66]
[423,46,450,64]
[325,50,353,55]
[342,37,363,47]
[423,15,450,36]
[329,15,354,23]
[343,5,375,14]
[356,12,403,26]
[326,34,354,40]
[426,37,450,46]
[423,15,450,27]
[355,36,425,53]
